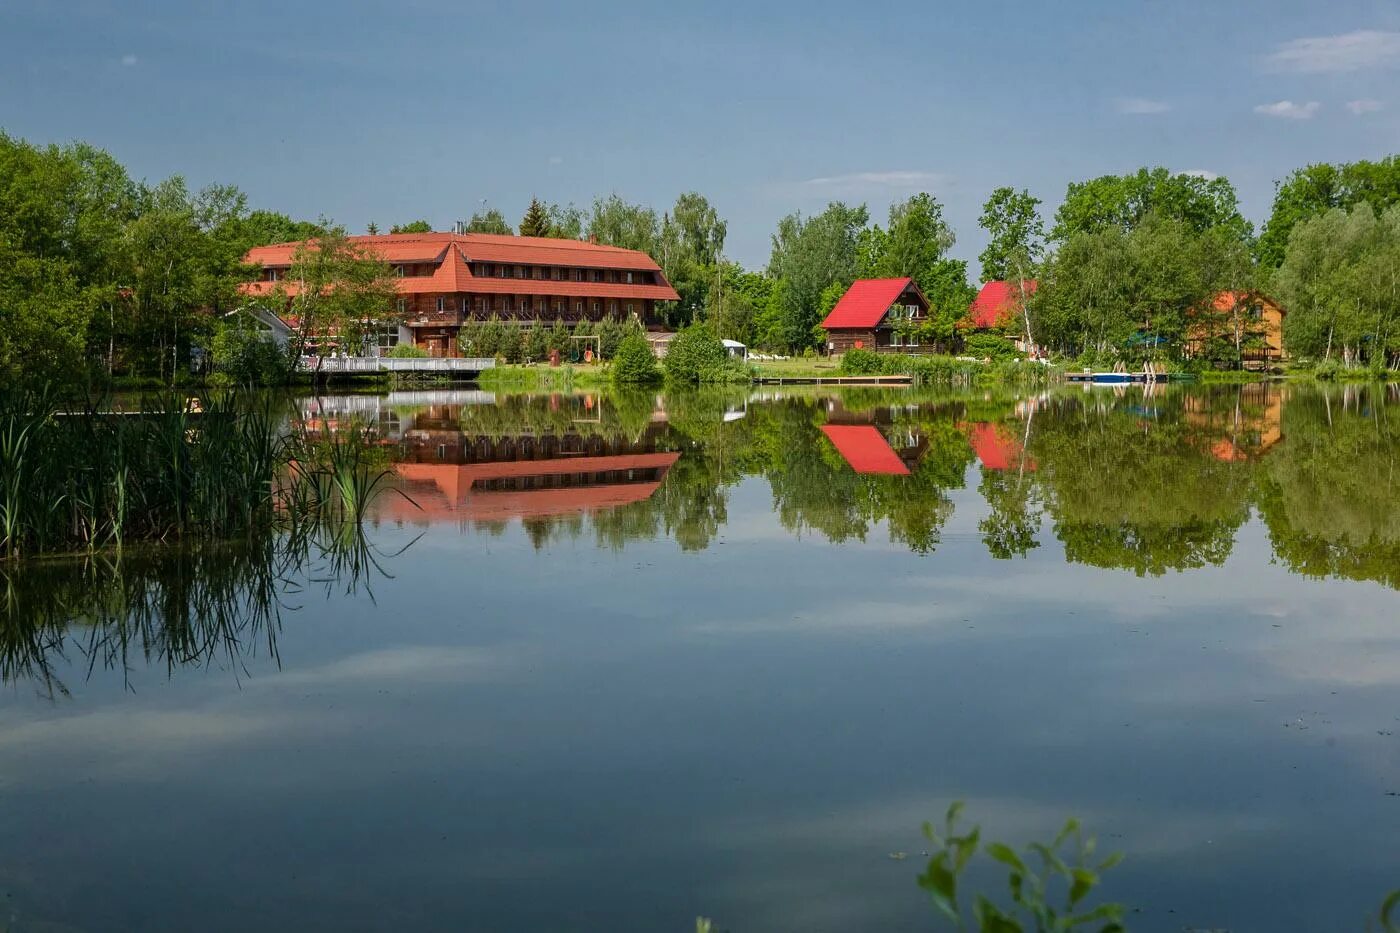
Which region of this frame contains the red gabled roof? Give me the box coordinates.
[820,278,915,330]
[966,280,1037,329]
[245,232,665,272]
[240,232,680,302]
[820,425,910,475]
[961,421,1036,472]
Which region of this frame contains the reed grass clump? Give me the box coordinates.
[0,388,401,561]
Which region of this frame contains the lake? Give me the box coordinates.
[2,382,1398,932]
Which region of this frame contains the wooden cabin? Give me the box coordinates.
[820,278,933,353]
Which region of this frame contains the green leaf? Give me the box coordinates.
[1095,852,1124,872]
[919,854,959,918]
[1068,868,1098,907]
[1068,902,1125,925]
[974,895,1024,933]
[986,842,1028,875]
[1053,818,1081,849]
[945,800,966,835]
[955,827,982,872]
[1381,889,1400,933]
[922,819,939,845]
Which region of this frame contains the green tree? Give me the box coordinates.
[768,202,869,351]
[1258,156,1400,267]
[520,198,552,237]
[586,194,660,253]
[464,209,513,235]
[546,202,585,239]
[389,220,432,234]
[267,227,399,367]
[1051,167,1252,244]
[978,187,1044,281]
[611,332,661,384]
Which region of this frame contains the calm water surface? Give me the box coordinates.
[2,383,1398,932]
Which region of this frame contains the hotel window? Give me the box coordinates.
[554,299,563,313]
[905,304,919,319]
[396,298,407,315]
[1250,303,1264,320]
[477,297,488,311]
[593,301,601,313]
[890,332,902,347]
[574,269,584,282]
[436,297,445,313]
[626,271,634,284]
[499,265,510,278]
[609,300,618,314]
[575,301,584,313]
[553,267,563,281]
[517,266,526,278]
[907,332,919,347]
[394,265,404,277]
[592,269,603,282]
[626,303,635,315]
[519,298,529,312]
[267,268,279,282]
[377,326,399,350]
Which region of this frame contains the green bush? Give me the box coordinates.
[611,333,661,384]
[210,321,290,386]
[839,348,888,375]
[664,325,748,384]
[962,331,1020,361]
[1314,358,1341,381]
[386,344,429,359]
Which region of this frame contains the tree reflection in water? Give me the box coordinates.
[0,510,403,698]
[338,382,1400,585]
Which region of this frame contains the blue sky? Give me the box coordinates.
[2,0,1398,274]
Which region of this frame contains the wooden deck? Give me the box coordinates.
[301,357,496,376]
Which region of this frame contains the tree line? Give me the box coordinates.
[4,126,1399,385]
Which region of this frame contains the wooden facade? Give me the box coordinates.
[242,232,679,357]
[821,279,935,354]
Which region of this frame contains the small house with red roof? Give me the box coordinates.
[963,280,1038,353]
[1183,291,1287,368]
[819,278,932,354]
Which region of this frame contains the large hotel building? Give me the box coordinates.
[242,232,680,356]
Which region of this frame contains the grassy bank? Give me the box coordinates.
[476,363,610,391]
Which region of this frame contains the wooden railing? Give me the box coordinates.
[301,357,496,374]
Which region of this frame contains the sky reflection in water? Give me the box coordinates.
[1,383,1398,932]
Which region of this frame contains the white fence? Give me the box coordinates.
[301,357,496,374]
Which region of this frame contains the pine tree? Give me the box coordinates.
[366,222,380,235]
[520,198,551,238]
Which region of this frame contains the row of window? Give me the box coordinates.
[469,263,652,285]
[401,297,639,316]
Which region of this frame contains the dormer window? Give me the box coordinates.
[626,271,634,284]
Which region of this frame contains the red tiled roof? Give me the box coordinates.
[820,278,915,330]
[966,280,1037,329]
[242,232,679,302]
[245,232,663,271]
[820,425,910,475]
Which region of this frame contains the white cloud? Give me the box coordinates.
[1115,97,1171,115]
[797,170,946,194]
[1263,30,1400,73]
[1346,98,1385,115]
[1182,169,1220,181]
[120,53,138,66]
[1254,100,1321,120]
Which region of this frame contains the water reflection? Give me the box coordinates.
[0,522,393,696]
[294,383,1400,587]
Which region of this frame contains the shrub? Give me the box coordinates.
[962,331,1020,361]
[839,348,889,375]
[611,333,661,384]
[1314,358,1341,381]
[664,325,748,384]
[386,344,428,358]
[211,321,290,386]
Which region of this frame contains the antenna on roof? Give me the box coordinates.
[454,220,467,235]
